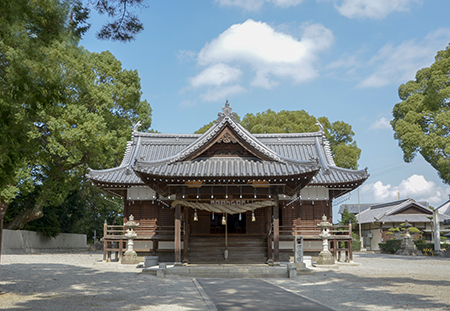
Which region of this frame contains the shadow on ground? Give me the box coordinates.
[0,262,207,311]
[270,253,450,311]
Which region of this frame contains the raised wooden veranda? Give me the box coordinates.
[102,222,354,263]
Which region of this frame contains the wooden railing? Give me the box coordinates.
[101,224,180,262]
[276,223,354,262]
[279,224,352,238]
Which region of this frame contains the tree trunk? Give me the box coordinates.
[5,201,44,230]
[0,200,9,264]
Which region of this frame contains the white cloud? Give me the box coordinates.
[195,19,334,93]
[370,117,391,130]
[215,0,303,11]
[271,0,304,8]
[200,85,246,102]
[176,50,197,63]
[361,174,450,205]
[335,0,421,19]
[189,63,243,88]
[331,28,450,88]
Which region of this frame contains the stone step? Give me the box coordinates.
[142,264,316,278]
[143,264,291,278]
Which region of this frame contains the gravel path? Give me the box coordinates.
[0,252,449,310]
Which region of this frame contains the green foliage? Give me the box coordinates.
[351,232,361,251]
[196,109,361,169]
[339,207,358,226]
[379,239,402,254]
[442,242,449,251]
[392,43,450,185]
[414,239,434,253]
[1,0,152,232]
[93,0,146,41]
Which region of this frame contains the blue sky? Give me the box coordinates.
[81,0,450,219]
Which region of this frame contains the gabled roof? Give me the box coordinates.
[133,103,320,184]
[436,198,450,216]
[356,198,450,224]
[170,102,284,163]
[88,102,369,198]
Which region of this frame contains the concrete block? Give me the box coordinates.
[287,263,297,278]
[144,256,158,268]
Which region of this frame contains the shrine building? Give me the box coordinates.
[88,102,369,264]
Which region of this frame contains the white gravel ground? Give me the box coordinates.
[0,252,449,310]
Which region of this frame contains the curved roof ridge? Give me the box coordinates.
[134,132,201,138]
[168,103,285,164]
[322,136,336,166]
[253,131,323,138]
[119,141,134,167]
[384,198,416,216]
[87,135,143,183]
[313,136,368,178]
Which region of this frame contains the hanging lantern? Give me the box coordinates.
[252,210,256,222]
[194,208,198,221]
[222,214,226,225]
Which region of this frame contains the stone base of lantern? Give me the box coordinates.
[316,249,335,265]
[122,250,140,265]
[395,237,423,256]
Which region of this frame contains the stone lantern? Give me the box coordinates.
[122,214,140,264]
[395,220,422,256]
[316,214,335,265]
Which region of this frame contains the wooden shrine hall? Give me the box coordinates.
[88,102,369,264]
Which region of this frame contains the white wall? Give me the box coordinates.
[1,229,87,254]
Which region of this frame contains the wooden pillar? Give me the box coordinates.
[174,202,182,266]
[265,206,273,263]
[273,193,280,265]
[102,220,107,262]
[183,207,190,263]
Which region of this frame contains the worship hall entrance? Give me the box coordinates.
[188,206,269,263]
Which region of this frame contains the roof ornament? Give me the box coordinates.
[132,121,142,132]
[315,120,324,133]
[217,100,238,122]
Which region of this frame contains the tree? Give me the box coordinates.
[91,0,145,41]
[339,206,358,226]
[196,109,361,169]
[66,0,146,42]
[0,0,152,235]
[392,43,450,185]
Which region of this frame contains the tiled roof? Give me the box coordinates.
[88,103,369,193]
[134,156,319,178]
[436,199,450,216]
[338,203,374,215]
[356,199,450,224]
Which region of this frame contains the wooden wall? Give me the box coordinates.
[281,200,332,227]
[124,200,174,229]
